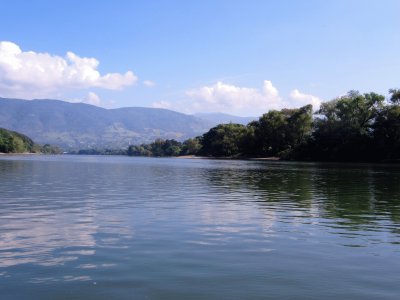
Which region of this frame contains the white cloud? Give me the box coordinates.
[152,100,172,109]
[152,81,322,116]
[173,80,283,116]
[68,92,119,109]
[143,80,155,87]
[186,80,282,115]
[289,89,322,111]
[83,92,102,106]
[0,41,137,99]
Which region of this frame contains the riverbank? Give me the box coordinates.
[176,155,281,161]
[0,152,39,155]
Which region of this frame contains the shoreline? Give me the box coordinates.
[175,155,400,164]
[1,153,398,164]
[176,155,280,161]
[0,152,39,155]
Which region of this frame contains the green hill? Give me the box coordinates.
[0,128,38,153]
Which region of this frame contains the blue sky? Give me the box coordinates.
[0,0,399,116]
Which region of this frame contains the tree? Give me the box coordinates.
[373,89,400,160]
[285,104,313,148]
[181,138,201,155]
[41,144,62,154]
[128,144,151,156]
[252,104,313,157]
[150,139,166,157]
[161,139,182,156]
[128,139,183,157]
[316,91,384,135]
[311,91,385,161]
[253,110,287,156]
[389,88,400,104]
[200,123,249,157]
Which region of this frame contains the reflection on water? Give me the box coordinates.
[0,156,399,299]
[202,162,400,236]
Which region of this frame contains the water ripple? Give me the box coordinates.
[0,156,399,299]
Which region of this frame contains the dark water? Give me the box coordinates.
[0,155,399,299]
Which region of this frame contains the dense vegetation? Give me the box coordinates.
[127,138,201,157]
[71,148,127,155]
[295,89,400,162]
[127,89,400,162]
[0,128,62,154]
[0,128,38,153]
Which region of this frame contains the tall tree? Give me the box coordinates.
[373,89,400,160]
[311,91,385,161]
[200,123,249,157]
[252,104,313,157]
[389,88,400,104]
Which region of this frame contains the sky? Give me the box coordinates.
[0,0,399,117]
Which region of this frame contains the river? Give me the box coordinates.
[0,155,399,299]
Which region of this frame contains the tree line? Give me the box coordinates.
[127,89,400,162]
[127,138,201,157]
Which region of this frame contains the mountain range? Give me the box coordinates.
[0,97,256,150]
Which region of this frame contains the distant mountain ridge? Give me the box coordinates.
[0,98,214,149]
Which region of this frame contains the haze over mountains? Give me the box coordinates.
[0,98,255,150]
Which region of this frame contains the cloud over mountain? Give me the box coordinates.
[0,41,137,99]
[153,80,322,116]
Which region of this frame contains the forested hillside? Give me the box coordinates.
[0,128,62,154]
[0,128,37,153]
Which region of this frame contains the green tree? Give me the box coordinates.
[161,139,182,156]
[389,88,400,104]
[311,91,385,161]
[316,91,384,134]
[128,139,183,157]
[41,144,63,154]
[253,110,287,156]
[284,104,313,149]
[252,104,313,157]
[373,90,400,160]
[200,123,249,157]
[128,144,152,156]
[181,137,202,155]
[150,139,166,156]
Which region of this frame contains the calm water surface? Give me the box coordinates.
[0,155,399,299]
